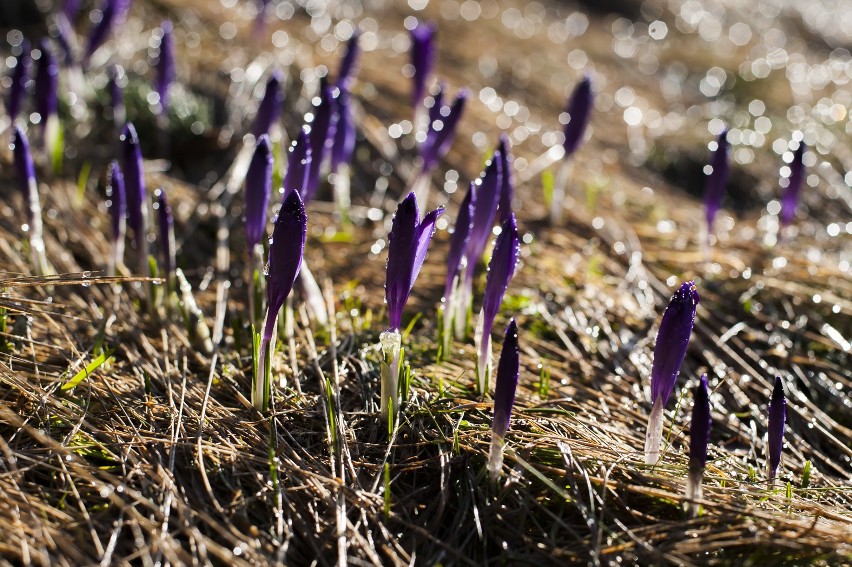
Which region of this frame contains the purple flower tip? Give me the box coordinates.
[245,135,273,251]
[330,85,356,172]
[768,376,786,478]
[562,75,593,158]
[155,187,174,276]
[121,122,147,240]
[410,21,436,107]
[284,127,312,201]
[420,88,467,173]
[689,374,712,474]
[492,319,520,439]
[497,134,514,222]
[7,40,31,121]
[337,31,360,88]
[385,192,444,330]
[264,190,308,340]
[650,281,700,408]
[85,0,120,64]
[780,141,806,228]
[464,150,503,279]
[704,129,730,233]
[304,82,339,203]
[480,214,520,340]
[107,161,126,244]
[155,21,175,114]
[252,70,283,139]
[35,39,59,123]
[444,181,476,300]
[12,126,36,191]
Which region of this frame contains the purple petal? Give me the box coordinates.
[492,319,520,439]
[420,89,467,173]
[263,190,307,342]
[330,85,356,172]
[63,0,82,21]
[410,21,436,107]
[245,135,273,250]
[107,160,126,245]
[7,40,31,121]
[35,39,59,123]
[650,281,700,407]
[284,127,312,200]
[252,70,283,139]
[767,376,786,478]
[155,187,175,276]
[337,31,360,88]
[480,214,520,347]
[444,181,476,300]
[84,0,120,64]
[497,134,514,222]
[385,193,419,330]
[411,205,445,287]
[689,374,711,474]
[780,142,806,228]
[464,150,503,280]
[562,75,593,158]
[154,21,175,115]
[12,126,36,226]
[704,130,730,234]
[121,123,147,242]
[304,81,339,203]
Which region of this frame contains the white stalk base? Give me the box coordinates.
[379,330,402,425]
[644,396,664,465]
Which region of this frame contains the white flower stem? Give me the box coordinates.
[685,468,704,518]
[549,159,572,225]
[487,433,504,482]
[441,274,460,357]
[644,396,664,465]
[453,273,472,340]
[333,163,351,223]
[25,177,49,276]
[412,171,431,211]
[299,261,328,326]
[474,309,491,394]
[379,330,402,426]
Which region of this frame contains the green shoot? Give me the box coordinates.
[62,348,116,391]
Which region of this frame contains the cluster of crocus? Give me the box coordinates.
[767,376,786,482]
[487,319,520,480]
[703,129,731,245]
[644,281,700,465]
[381,193,443,423]
[550,76,593,224]
[11,126,50,276]
[686,374,711,517]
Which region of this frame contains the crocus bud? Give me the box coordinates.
[442,182,476,354]
[303,81,339,203]
[252,70,283,139]
[497,134,514,222]
[767,376,786,481]
[245,135,273,252]
[488,319,520,480]
[155,187,175,278]
[107,160,126,275]
[410,21,436,108]
[12,126,48,275]
[562,75,593,159]
[645,281,700,465]
[35,39,59,126]
[704,130,730,238]
[419,88,467,174]
[780,142,806,228]
[154,21,175,115]
[84,0,121,65]
[283,127,312,200]
[330,85,356,172]
[121,122,149,275]
[6,40,31,122]
[686,374,711,516]
[337,31,360,89]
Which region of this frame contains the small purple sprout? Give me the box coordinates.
[488,319,520,480]
[12,126,48,275]
[409,21,436,110]
[121,122,150,276]
[686,374,711,516]
[645,281,700,465]
[35,39,59,130]
[767,376,786,482]
[780,141,806,229]
[475,214,520,394]
[441,181,475,354]
[562,75,593,159]
[283,127,312,200]
[704,130,730,240]
[303,81,339,203]
[155,187,175,281]
[107,160,126,276]
[6,40,31,123]
[336,31,360,89]
[154,21,175,116]
[252,70,283,139]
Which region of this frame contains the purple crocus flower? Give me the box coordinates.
[107,160,126,275]
[686,374,711,516]
[245,135,273,251]
[303,81,339,203]
[475,214,520,393]
[154,21,175,115]
[497,134,514,222]
[252,70,283,139]
[254,190,307,410]
[84,0,121,65]
[410,21,436,108]
[337,31,360,88]
[441,182,476,355]
[704,130,730,238]
[767,376,786,481]
[7,40,31,122]
[35,39,59,127]
[488,319,520,480]
[562,75,593,159]
[283,127,312,200]
[419,87,467,174]
[121,122,150,275]
[12,126,48,275]
[645,281,700,465]
[330,85,356,172]
[155,187,175,278]
[780,142,806,228]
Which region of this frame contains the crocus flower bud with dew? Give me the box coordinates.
[409,21,436,111]
[35,38,60,155]
[336,30,360,89]
[442,181,475,355]
[245,135,273,324]
[303,81,339,203]
[254,191,307,411]
[686,374,711,517]
[381,193,443,424]
[154,21,175,116]
[475,214,520,394]
[284,127,312,201]
[488,319,520,481]
[330,85,356,218]
[12,126,49,276]
[644,281,700,465]
[107,160,126,276]
[767,376,786,482]
[155,187,175,284]
[551,75,593,224]
[7,40,31,123]
[780,141,806,229]
[703,130,730,243]
[121,123,150,276]
[252,70,283,140]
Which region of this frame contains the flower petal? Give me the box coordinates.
[650,281,699,407]
[245,135,273,250]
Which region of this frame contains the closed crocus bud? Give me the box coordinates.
[475,214,520,394]
[409,21,436,108]
[419,88,466,174]
[767,376,786,482]
[252,70,283,139]
[12,126,48,275]
[155,187,175,279]
[245,135,273,252]
[154,21,175,115]
[107,160,126,275]
[330,85,356,172]
[562,75,593,159]
[704,130,730,239]
[35,38,59,126]
[686,374,711,516]
[780,142,806,229]
[283,127,312,200]
[121,122,150,275]
[644,281,700,465]
[303,81,338,203]
[337,31,360,89]
[7,40,31,122]
[488,319,520,480]
[497,134,514,222]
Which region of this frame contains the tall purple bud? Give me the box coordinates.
[645,281,700,465]
[252,70,283,139]
[154,21,175,116]
[419,88,467,174]
[497,134,514,222]
[121,122,150,275]
[703,130,730,238]
[441,182,476,353]
[381,193,444,422]
[686,374,711,516]
[303,81,338,203]
[337,31,360,89]
[780,142,806,229]
[84,0,120,65]
[409,21,436,109]
[475,214,520,394]
[562,75,593,159]
[488,319,520,480]
[155,187,175,279]
[254,191,307,411]
[767,376,786,482]
[12,126,48,275]
[107,160,126,275]
[35,39,59,128]
[245,135,273,251]
[330,86,356,172]
[6,40,31,122]
[284,127,312,200]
